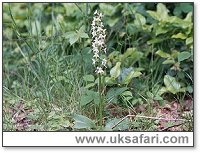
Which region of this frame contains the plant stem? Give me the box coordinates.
[98,74,103,129]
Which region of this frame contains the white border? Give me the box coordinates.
[3,132,193,146]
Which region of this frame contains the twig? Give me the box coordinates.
[159,122,184,131]
[111,115,189,129]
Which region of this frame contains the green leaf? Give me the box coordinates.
[178,51,191,62]
[80,94,94,106]
[78,26,89,38]
[180,3,193,13]
[105,77,116,85]
[186,86,193,93]
[186,37,193,45]
[122,70,142,84]
[147,11,160,21]
[162,59,175,65]
[80,33,89,38]
[147,3,169,21]
[85,83,95,89]
[157,3,169,20]
[147,38,167,44]
[134,13,146,26]
[158,87,168,95]
[106,87,128,103]
[80,90,100,106]
[154,96,163,101]
[164,75,181,94]
[99,4,115,16]
[155,26,168,36]
[105,118,129,130]
[122,91,132,97]
[73,114,96,129]
[69,34,79,45]
[107,18,119,27]
[83,75,95,82]
[184,12,193,22]
[64,31,76,39]
[172,33,187,39]
[110,62,121,79]
[156,50,171,58]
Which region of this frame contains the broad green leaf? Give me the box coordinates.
[157,3,169,21]
[106,87,128,102]
[158,87,168,95]
[123,48,136,59]
[184,12,192,22]
[80,94,94,106]
[147,11,160,20]
[186,37,193,45]
[164,75,181,94]
[131,71,142,78]
[156,50,171,58]
[78,26,89,38]
[172,33,187,39]
[85,83,95,89]
[99,4,115,16]
[110,62,121,79]
[73,114,96,129]
[154,96,163,101]
[83,75,95,82]
[134,13,146,26]
[107,18,119,27]
[80,33,89,38]
[162,59,175,64]
[105,77,116,85]
[171,50,179,58]
[180,3,193,13]
[64,31,76,39]
[122,91,132,97]
[155,27,168,36]
[69,35,79,45]
[147,3,169,21]
[178,51,191,62]
[122,71,142,84]
[121,91,132,101]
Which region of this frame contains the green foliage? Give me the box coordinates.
[73,114,96,129]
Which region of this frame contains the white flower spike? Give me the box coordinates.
[91,10,107,75]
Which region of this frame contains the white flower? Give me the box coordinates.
[92,31,97,37]
[101,58,107,67]
[92,59,96,65]
[93,53,99,58]
[92,47,99,53]
[95,67,104,74]
[97,26,102,33]
[103,48,107,53]
[99,13,103,18]
[94,10,98,15]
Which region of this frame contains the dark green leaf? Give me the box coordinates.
[178,51,191,62]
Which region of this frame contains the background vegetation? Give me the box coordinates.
[3,2,193,131]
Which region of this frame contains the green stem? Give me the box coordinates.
[98,74,103,129]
